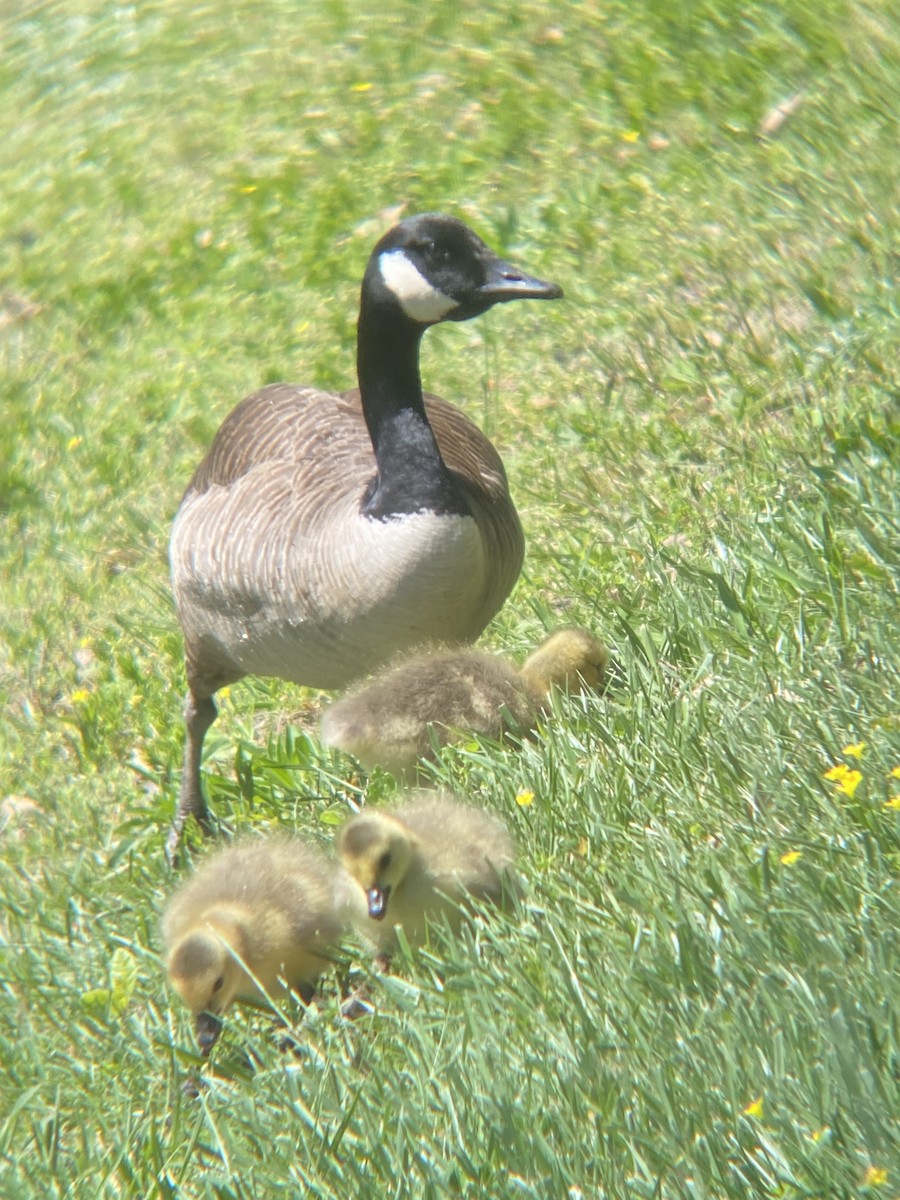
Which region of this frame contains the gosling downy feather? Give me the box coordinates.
[321,627,607,775]
[337,791,516,951]
[168,213,562,858]
[162,839,359,1051]
[517,627,607,695]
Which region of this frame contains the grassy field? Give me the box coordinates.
[1,0,898,1195]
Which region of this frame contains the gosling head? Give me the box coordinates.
[337,812,417,922]
[165,912,246,1053]
[522,628,608,695]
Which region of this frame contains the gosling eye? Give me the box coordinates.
[212,975,225,994]
[378,851,392,874]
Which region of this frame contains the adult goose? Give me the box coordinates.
[168,213,562,859]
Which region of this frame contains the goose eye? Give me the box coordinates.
[417,237,445,260]
[212,975,225,994]
[378,851,392,874]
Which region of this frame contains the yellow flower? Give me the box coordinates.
[742,1097,764,1118]
[836,769,862,798]
[67,435,83,451]
[810,1126,829,1142]
[863,1166,888,1187]
[621,129,640,143]
[890,766,900,780]
[351,82,374,92]
[823,763,849,781]
[883,796,900,811]
[842,741,866,758]
[779,850,802,866]
[240,185,258,194]
[515,790,535,807]
[70,688,90,705]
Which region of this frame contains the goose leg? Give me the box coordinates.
[166,690,218,864]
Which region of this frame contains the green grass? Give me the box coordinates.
[1,0,899,1195]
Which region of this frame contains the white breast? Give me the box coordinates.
[171,476,488,690]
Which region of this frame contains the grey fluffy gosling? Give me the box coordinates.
[162,839,358,1052]
[168,213,562,859]
[337,792,515,952]
[321,627,607,775]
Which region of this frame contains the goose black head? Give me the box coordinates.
[364,213,563,326]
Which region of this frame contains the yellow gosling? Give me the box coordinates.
[162,839,358,1052]
[517,627,606,695]
[321,627,606,775]
[337,791,516,953]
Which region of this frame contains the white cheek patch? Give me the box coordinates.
[379,250,459,323]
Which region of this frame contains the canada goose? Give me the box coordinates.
[321,627,607,775]
[337,792,515,951]
[162,839,358,1052]
[168,214,562,859]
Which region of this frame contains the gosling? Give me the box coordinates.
[321,627,606,775]
[337,791,516,952]
[162,839,357,1052]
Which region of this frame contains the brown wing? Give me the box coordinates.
[422,391,525,619]
[184,383,373,500]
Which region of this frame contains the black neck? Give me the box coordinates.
[357,299,468,521]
